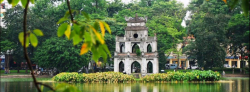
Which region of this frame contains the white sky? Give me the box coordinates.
[118,0,191,7]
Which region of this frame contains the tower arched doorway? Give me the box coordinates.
[131,61,141,73]
[147,61,153,73]
[119,61,124,72]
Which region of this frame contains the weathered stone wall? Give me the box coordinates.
[114,15,159,74]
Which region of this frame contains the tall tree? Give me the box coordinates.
[227,14,249,67]
[184,0,241,68]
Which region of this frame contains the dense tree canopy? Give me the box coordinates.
[32,37,90,72]
[1,0,248,71]
[183,0,248,69]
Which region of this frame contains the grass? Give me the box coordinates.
[220,77,249,80]
[0,73,30,76]
[0,78,53,82]
[0,70,30,76]
[135,78,141,82]
[1,70,27,73]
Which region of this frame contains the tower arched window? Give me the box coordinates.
[147,44,152,52]
[120,44,125,53]
[132,44,140,53]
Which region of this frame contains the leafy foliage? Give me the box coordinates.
[226,14,249,56]
[142,70,221,82]
[32,37,90,72]
[53,72,135,83]
[184,0,243,68]
[222,0,249,16]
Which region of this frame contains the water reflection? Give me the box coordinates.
[1,78,249,92]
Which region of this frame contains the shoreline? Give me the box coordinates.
[1,74,248,78]
[1,74,249,78]
[0,75,53,78]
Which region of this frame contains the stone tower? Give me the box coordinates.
[114,14,159,74]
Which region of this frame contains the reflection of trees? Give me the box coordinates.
[1,79,249,92]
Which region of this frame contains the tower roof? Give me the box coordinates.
[125,14,147,23]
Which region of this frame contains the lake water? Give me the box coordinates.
[1,77,249,92]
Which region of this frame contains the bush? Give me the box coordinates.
[136,49,141,56]
[53,72,135,83]
[142,70,221,82]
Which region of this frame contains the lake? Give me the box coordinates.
[1,77,249,92]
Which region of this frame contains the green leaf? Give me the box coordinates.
[73,35,82,45]
[229,0,239,9]
[64,11,70,18]
[17,31,30,47]
[73,24,81,34]
[93,22,99,30]
[101,44,111,57]
[81,11,90,20]
[18,32,24,45]
[0,0,4,3]
[21,0,27,8]
[65,25,71,39]
[69,30,76,40]
[57,17,69,24]
[25,36,29,48]
[30,33,38,47]
[41,85,44,92]
[33,29,43,36]
[91,47,100,62]
[57,23,68,37]
[99,21,105,37]
[7,0,12,4]
[89,30,96,44]
[11,0,19,7]
[102,21,111,34]
[84,32,91,42]
[241,0,249,16]
[100,49,107,63]
[30,0,35,4]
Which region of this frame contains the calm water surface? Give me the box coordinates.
[1,78,249,92]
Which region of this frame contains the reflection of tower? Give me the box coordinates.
[229,80,232,92]
[237,79,241,92]
[114,14,159,74]
[114,84,131,92]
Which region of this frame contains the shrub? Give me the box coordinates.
[142,70,221,82]
[136,49,141,56]
[53,72,135,83]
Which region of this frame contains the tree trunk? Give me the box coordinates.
[25,64,28,74]
[5,54,10,74]
[17,63,20,73]
[176,54,179,71]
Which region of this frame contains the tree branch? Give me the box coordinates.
[23,1,41,92]
[66,0,74,22]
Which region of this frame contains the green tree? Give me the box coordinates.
[107,0,124,17]
[227,14,249,68]
[32,37,90,72]
[184,0,241,69]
